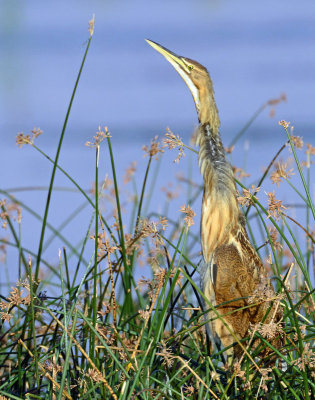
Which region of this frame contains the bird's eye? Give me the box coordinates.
[187,64,194,71]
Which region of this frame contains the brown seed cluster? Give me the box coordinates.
[270,160,294,187]
[248,276,277,304]
[265,191,287,220]
[123,161,137,184]
[278,120,290,129]
[16,127,42,148]
[233,166,250,180]
[302,143,315,168]
[268,226,282,251]
[161,183,181,201]
[163,128,186,163]
[88,15,95,37]
[0,285,31,322]
[142,136,164,159]
[159,340,174,368]
[289,134,304,149]
[137,267,167,301]
[267,93,286,118]
[90,232,118,260]
[0,199,22,229]
[86,367,104,383]
[85,126,111,147]
[256,321,284,340]
[179,204,196,227]
[237,185,260,208]
[224,145,234,154]
[292,343,315,373]
[306,143,315,156]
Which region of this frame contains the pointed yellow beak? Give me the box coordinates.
[145,39,188,72]
[146,39,200,112]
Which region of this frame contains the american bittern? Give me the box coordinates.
[146,39,282,360]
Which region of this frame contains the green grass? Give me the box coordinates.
[0,21,314,400]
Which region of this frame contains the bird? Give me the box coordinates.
[146,39,282,361]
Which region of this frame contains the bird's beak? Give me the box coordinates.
[145,39,188,72]
[146,39,200,112]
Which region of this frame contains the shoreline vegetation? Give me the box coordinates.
[0,18,314,399]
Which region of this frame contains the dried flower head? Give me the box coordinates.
[85,126,110,147]
[248,276,276,304]
[267,93,287,106]
[8,287,24,307]
[163,128,185,163]
[306,143,315,156]
[122,217,168,266]
[265,253,272,265]
[142,136,164,160]
[183,385,195,395]
[0,284,31,322]
[278,120,290,129]
[210,371,220,382]
[266,191,287,220]
[224,145,234,154]
[138,305,151,320]
[86,368,103,383]
[180,205,196,227]
[159,216,168,231]
[256,321,284,340]
[16,133,31,148]
[44,361,63,374]
[260,367,273,392]
[290,135,304,150]
[0,240,8,263]
[137,268,166,300]
[237,185,260,207]
[146,246,165,269]
[123,161,137,184]
[233,361,246,381]
[161,183,180,201]
[138,219,160,239]
[88,15,95,37]
[267,93,286,117]
[268,226,282,251]
[97,301,115,317]
[90,232,118,260]
[0,202,8,229]
[302,143,315,167]
[31,127,43,139]
[0,199,22,228]
[0,312,12,322]
[292,343,315,372]
[233,166,250,180]
[16,127,43,148]
[159,340,174,368]
[270,160,294,187]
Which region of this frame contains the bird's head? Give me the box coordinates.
[146,39,219,129]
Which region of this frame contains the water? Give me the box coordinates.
[0,0,314,290]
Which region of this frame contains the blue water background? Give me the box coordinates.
[0,0,314,291]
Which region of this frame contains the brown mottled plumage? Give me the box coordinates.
[146,39,282,360]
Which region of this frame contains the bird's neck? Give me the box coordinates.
[197,122,239,262]
[198,84,220,133]
[197,123,235,197]
[195,83,234,198]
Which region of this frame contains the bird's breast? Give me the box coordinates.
[201,187,239,263]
